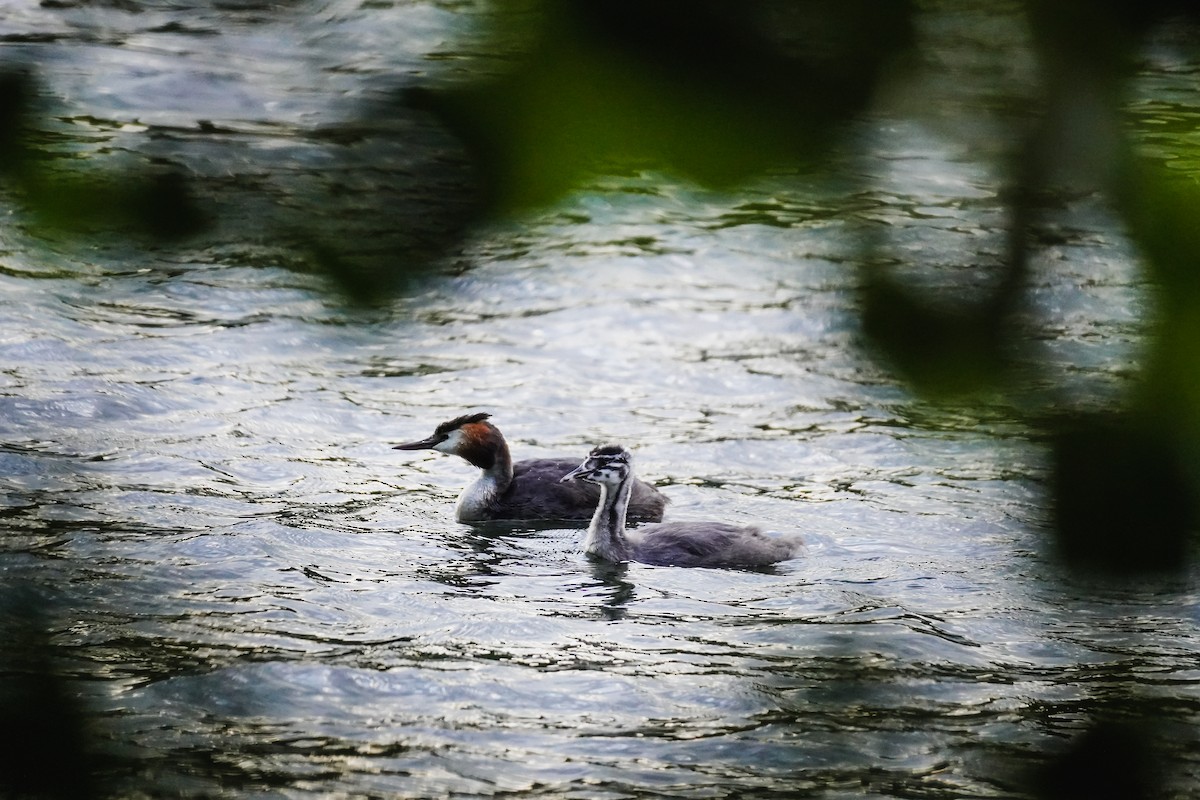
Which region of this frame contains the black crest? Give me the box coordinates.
[435,412,491,436]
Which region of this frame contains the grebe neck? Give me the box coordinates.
[455,434,514,521]
[585,474,633,562]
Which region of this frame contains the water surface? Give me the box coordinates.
[2,1,1199,797]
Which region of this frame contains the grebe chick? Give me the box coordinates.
[394,413,668,523]
[561,445,802,568]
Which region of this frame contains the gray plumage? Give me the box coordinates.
[394,414,668,523]
[561,444,803,568]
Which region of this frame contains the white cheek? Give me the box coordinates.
[433,429,463,454]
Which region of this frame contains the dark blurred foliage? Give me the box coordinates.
[0,71,206,242]
[1033,720,1163,800]
[408,0,915,210]
[1050,413,1197,573]
[0,591,101,800]
[4,0,1200,796]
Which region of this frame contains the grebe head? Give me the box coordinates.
[393,412,500,469]
[560,444,631,486]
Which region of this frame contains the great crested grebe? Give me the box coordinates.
[394,413,669,523]
[561,445,802,568]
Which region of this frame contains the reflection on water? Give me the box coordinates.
[2,1,1200,798]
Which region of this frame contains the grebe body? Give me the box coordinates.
[561,445,802,568]
[394,413,668,523]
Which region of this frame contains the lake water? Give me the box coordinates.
[2,1,1199,798]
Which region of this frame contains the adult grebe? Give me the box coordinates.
[561,445,802,568]
[394,413,669,523]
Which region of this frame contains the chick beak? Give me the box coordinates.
[560,463,593,483]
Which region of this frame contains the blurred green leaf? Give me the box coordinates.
[859,268,1011,398]
[0,69,205,241]
[415,0,915,211]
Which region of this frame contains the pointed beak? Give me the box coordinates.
[560,463,593,483]
[393,434,444,451]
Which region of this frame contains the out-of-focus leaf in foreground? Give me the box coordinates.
[411,0,916,212]
[0,70,206,242]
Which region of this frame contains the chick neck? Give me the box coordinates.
[584,472,634,562]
